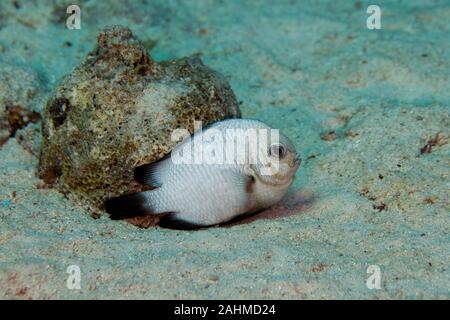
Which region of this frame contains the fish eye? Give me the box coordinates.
[269,143,286,159]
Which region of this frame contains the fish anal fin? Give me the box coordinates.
[158,213,207,230]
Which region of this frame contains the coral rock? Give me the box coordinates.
[38,26,241,216]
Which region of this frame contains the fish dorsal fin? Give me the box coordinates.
[134,154,171,187]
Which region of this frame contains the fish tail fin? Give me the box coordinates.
[105,191,158,220]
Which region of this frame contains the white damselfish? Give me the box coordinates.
[105,119,301,229]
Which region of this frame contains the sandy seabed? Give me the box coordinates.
[0,0,449,299]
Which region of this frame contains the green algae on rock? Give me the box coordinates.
[38,26,240,218]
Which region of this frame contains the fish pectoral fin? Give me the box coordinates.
[134,154,171,187]
[229,168,255,194]
[105,191,155,219]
